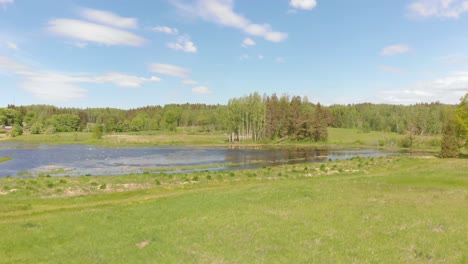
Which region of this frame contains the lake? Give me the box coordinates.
[0,144,392,177]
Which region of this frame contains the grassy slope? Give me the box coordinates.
[0,156,466,263]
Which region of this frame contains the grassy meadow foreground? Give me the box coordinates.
[0,156,467,263]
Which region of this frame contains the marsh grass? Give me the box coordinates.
[0,156,466,263]
[0,157,12,163]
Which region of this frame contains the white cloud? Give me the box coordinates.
[242,37,256,47]
[258,54,264,60]
[182,79,198,85]
[0,0,14,7]
[0,55,159,101]
[168,35,197,53]
[275,57,286,63]
[409,0,468,18]
[81,8,138,28]
[436,54,468,65]
[150,63,190,78]
[381,44,411,56]
[6,41,18,50]
[290,0,317,10]
[152,26,179,35]
[173,0,288,43]
[20,74,88,101]
[92,72,160,88]
[192,86,212,94]
[73,42,88,48]
[47,19,146,46]
[0,56,29,73]
[380,71,468,104]
[379,66,405,74]
[240,54,249,60]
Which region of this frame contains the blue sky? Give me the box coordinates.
[0,0,467,108]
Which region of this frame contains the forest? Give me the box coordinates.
[0,92,466,146]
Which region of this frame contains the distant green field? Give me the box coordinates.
[0,156,466,263]
[4,128,442,151]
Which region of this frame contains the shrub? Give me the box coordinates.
[378,139,385,147]
[30,122,43,134]
[319,164,327,172]
[99,184,107,189]
[398,135,413,148]
[11,124,23,137]
[93,125,103,139]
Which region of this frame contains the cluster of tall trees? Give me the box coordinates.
[1,93,464,144]
[227,93,328,142]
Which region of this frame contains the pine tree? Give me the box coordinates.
[440,117,459,158]
[312,103,328,142]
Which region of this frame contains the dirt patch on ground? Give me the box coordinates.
[136,240,151,248]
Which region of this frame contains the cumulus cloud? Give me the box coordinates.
[81,8,138,28]
[150,63,190,78]
[242,37,255,47]
[168,35,197,53]
[192,86,212,94]
[380,71,468,104]
[409,0,468,18]
[290,0,317,10]
[0,55,159,101]
[6,41,18,50]
[47,19,146,47]
[381,44,411,56]
[172,0,287,43]
[152,26,179,35]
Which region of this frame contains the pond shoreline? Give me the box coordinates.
[0,144,396,178]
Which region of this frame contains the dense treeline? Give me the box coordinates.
[0,93,456,142]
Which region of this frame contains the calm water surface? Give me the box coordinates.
[0,143,392,177]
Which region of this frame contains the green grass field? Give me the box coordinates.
[2,128,442,151]
[0,156,466,263]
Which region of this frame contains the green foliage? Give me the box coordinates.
[456,93,468,147]
[30,122,43,134]
[11,124,23,137]
[440,116,459,158]
[312,103,328,141]
[398,134,413,148]
[48,114,81,132]
[93,125,103,139]
[0,108,22,126]
[0,94,456,142]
